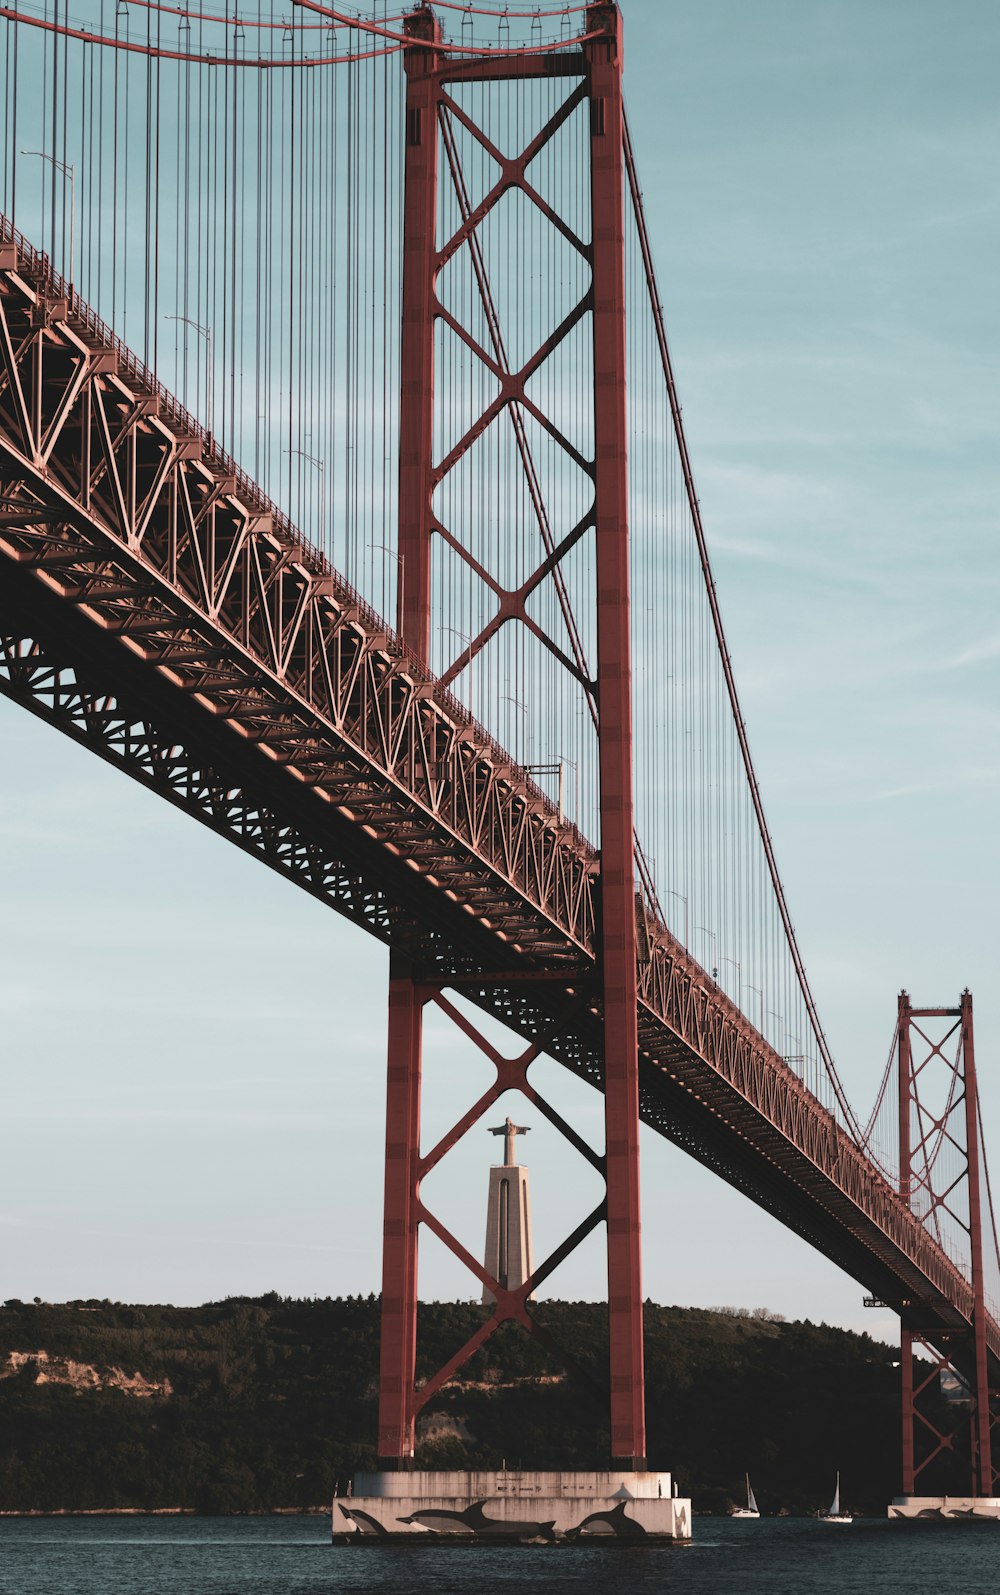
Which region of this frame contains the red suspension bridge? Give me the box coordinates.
[0,0,997,1498]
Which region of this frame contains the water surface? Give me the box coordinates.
[1,1513,996,1594]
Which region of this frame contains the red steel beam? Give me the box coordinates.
[900,1327,915,1495]
[961,991,993,1494]
[898,991,915,1494]
[376,7,443,1466]
[377,965,426,1461]
[396,6,440,660]
[585,1,646,1467]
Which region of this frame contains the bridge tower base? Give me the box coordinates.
[333,1469,691,1544]
[889,1496,1000,1523]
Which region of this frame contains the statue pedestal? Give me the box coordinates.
[482,1162,533,1305]
[333,1468,692,1544]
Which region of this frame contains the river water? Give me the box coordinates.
[0,1513,995,1594]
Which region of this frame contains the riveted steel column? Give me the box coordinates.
[897,991,915,1495]
[396,5,441,660]
[585,1,646,1467]
[377,962,425,1461]
[961,990,993,1495]
[377,8,441,1465]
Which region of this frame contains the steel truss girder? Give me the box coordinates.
[0,569,450,968]
[0,223,595,966]
[0,215,997,1392]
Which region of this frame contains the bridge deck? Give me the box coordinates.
[1,215,995,1378]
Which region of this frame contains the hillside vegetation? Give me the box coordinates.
[0,1295,951,1514]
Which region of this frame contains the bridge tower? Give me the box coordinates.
[376,0,651,1481]
[892,990,1000,1514]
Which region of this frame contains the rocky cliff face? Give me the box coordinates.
[0,1350,171,1398]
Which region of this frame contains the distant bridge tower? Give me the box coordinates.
[483,1119,534,1306]
[892,989,1000,1510]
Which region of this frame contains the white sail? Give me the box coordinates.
[817,1471,850,1523]
[731,1473,760,1518]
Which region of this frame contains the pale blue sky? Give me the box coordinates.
[0,0,997,1343]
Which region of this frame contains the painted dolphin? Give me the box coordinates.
[397,1501,556,1539]
[337,1503,389,1536]
[566,1500,647,1539]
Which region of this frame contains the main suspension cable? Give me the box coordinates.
[622,103,868,1148]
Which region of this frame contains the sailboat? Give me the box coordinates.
[817,1473,852,1524]
[730,1474,760,1519]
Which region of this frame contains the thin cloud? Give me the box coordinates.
[942,634,1000,671]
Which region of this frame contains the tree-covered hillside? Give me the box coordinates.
[0,1296,960,1514]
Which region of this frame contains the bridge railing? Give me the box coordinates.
[0,209,595,866]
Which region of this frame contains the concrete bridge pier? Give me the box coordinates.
[333,1469,692,1544]
[889,1496,1000,1522]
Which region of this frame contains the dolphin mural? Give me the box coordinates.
[397,1500,557,1539]
[337,1503,389,1536]
[566,1499,648,1538]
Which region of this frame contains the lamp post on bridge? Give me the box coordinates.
[22,150,75,291]
[525,757,576,826]
[441,625,476,707]
[663,889,688,948]
[368,542,404,614]
[767,1010,783,1047]
[745,982,764,1033]
[165,314,214,437]
[719,955,741,1004]
[694,925,717,981]
[501,693,531,762]
[285,447,326,548]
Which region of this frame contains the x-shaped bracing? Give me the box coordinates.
[431,81,598,713]
[408,983,610,1414]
